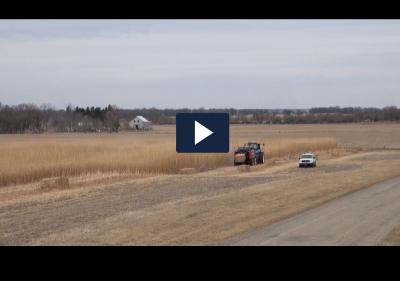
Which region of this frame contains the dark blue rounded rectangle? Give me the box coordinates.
[176,113,229,153]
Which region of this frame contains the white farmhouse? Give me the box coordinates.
[129,116,152,130]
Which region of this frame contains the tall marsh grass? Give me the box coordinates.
[234,137,338,158]
[0,133,336,186]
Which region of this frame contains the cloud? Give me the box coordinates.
[0,20,400,108]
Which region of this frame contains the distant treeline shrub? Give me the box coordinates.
[1,102,399,133]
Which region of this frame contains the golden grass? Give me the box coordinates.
[0,131,338,187]
[0,137,228,187]
[232,137,337,158]
[231,123,400,149]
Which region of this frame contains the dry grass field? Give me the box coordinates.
[2,123,400,245]
[2,122,400,187]
[3,122,399,188]
[0,124,345,187]
[230,123,400,149]
[2,150,399,245]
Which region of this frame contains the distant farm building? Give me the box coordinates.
[129,116,152,130]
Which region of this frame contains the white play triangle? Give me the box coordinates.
[194,120,213,145]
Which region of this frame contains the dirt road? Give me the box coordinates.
[229,176,400,245]
[1,150,400,245]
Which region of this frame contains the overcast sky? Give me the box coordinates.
[0,20,400,109]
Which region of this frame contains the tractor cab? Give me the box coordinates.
[234,142,265,166]
[247,142,260,150]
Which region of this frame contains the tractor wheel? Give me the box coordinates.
[260,153,265,164]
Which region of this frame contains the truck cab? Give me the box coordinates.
[298,152,317,168]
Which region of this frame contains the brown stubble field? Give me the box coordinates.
[1,123,400,245]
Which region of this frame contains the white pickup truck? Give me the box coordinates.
[298,152,317,168]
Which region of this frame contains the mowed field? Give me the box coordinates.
[1,123,400,245]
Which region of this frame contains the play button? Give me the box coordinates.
[176,113,229,153]
[194,120,213,145]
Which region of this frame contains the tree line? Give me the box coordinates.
[0,102,399,133]
[0,103,120,133]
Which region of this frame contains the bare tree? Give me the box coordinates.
[105,105,120,133]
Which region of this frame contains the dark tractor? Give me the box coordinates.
[234,142,265,166]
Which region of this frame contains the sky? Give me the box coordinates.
[0,20,400,109]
